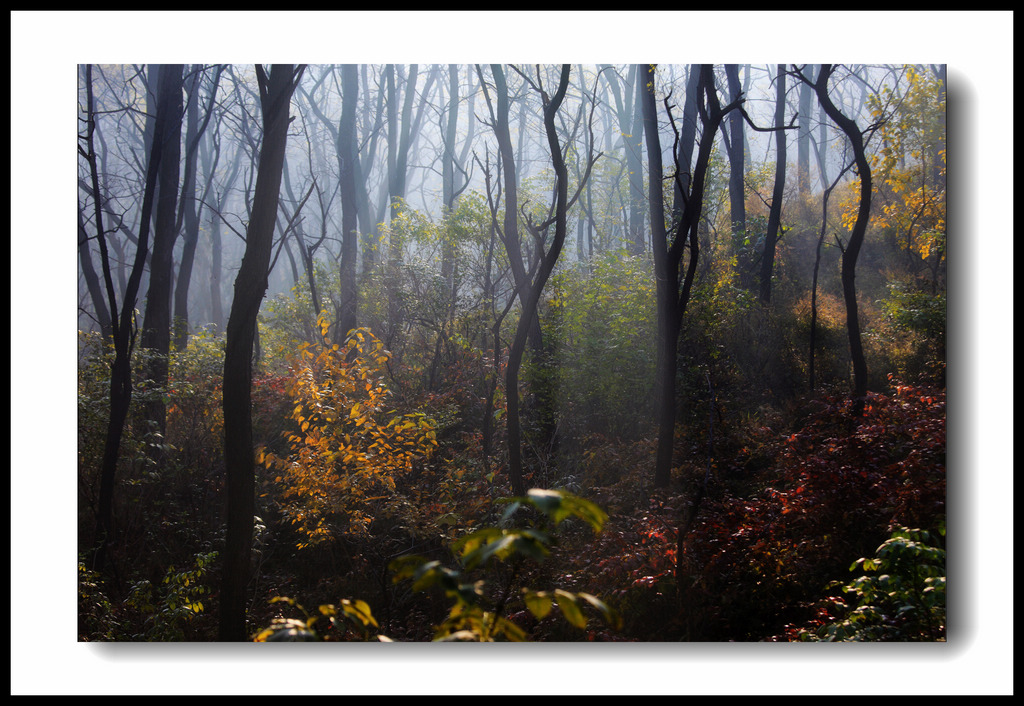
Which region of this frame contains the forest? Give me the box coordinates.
[3,7,1014,696]
[70,58,951,649]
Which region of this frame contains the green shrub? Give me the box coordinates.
[123,551,219,641]
[255,489,620,641]
[794,526,945,641]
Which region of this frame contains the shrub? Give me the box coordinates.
[255,489,620,642]
[262,318,438,548]
[790,526,945,641]
[679,379,945,640]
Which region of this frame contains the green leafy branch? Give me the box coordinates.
[390,488,620,641]
[254,596,388,642]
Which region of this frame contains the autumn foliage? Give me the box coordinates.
[679,378,946,640]
[262,317,438,547]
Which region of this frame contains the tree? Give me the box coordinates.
[197,100,243,334]
[336,64,360,341]
[600,64,646,254]
[869,65,946,291]
[81,62,176,571]
[643,64,743,488]
[722,64,746,240]
[759,64,788,305]
[219,64,304,641]
[809,145,854,391]
[807,64,873,416]
[294,64,361,341]
[78,208,113,338]
[501,64,598,496]
[479,64,543,354]
[797,65,814,197]
[173,64,223,351]
[139,64,183,438]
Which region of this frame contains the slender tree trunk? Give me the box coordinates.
[759,65,787,305]
[174,64,222,350]
[358,64,384,272]
[208,204,224,332]
[219,64,302,641]
[797,68,812,197]
[505,65,575,497]
[627,65,646,254]
[83,62,169,571]
[646,64,742,488]
[173,72,201,351]
[724,64,746,240]
[644,64,684,489]
[813,64,871,416]
[78,210,112,338]
[485,64,544,355]
[337,64,360,341]
[140,64,183,438]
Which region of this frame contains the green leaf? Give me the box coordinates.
[458,528,551,569]
[553,589,587,629]
[341,598,378,628]
[523,489,608,532]
[523,590,554,620]
[576,591,622,630]
[493,615,527,642]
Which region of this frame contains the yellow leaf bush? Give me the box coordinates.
[262,317,437,548]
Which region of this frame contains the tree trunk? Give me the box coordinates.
[486,64,544,355]
[78,210,112,338]
[813,64,871,416]
[646,64,742,488]
[797,67,812,197]
[724,64,746,240]
[219,64,302,641]
[139,64,183,439]
[337,64,360,341]
[173,70,201,351]
[759,65,787,305]
[504,64,576,497]
[174,64,222,350]
[83,61,170,571]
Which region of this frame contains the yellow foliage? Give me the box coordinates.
[868,65,946,263]
[262,317,438,547]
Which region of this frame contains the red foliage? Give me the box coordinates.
[560,379,945,641]
[678,378,946,639]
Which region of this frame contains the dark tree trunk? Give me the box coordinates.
[797,67,812,197]
[504,65,578,498]
[724,64,746,239]
[809,157,852,392]
[208,204,225,332]
[670,66,702,223]
[486,64,543,354]
[173,71,201,351]
[219,64,302,641]
[759,65,787,305]
[477,156,503,465]
[645,64,742,488]
[813,64,871,416]
[337,64,360,341]
[83,62,171,571]
[199,117,241,335]
[140,64,183,438]
[174,64,222,350]
[78,210,112,338]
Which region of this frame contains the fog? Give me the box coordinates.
[76,62,913,337]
